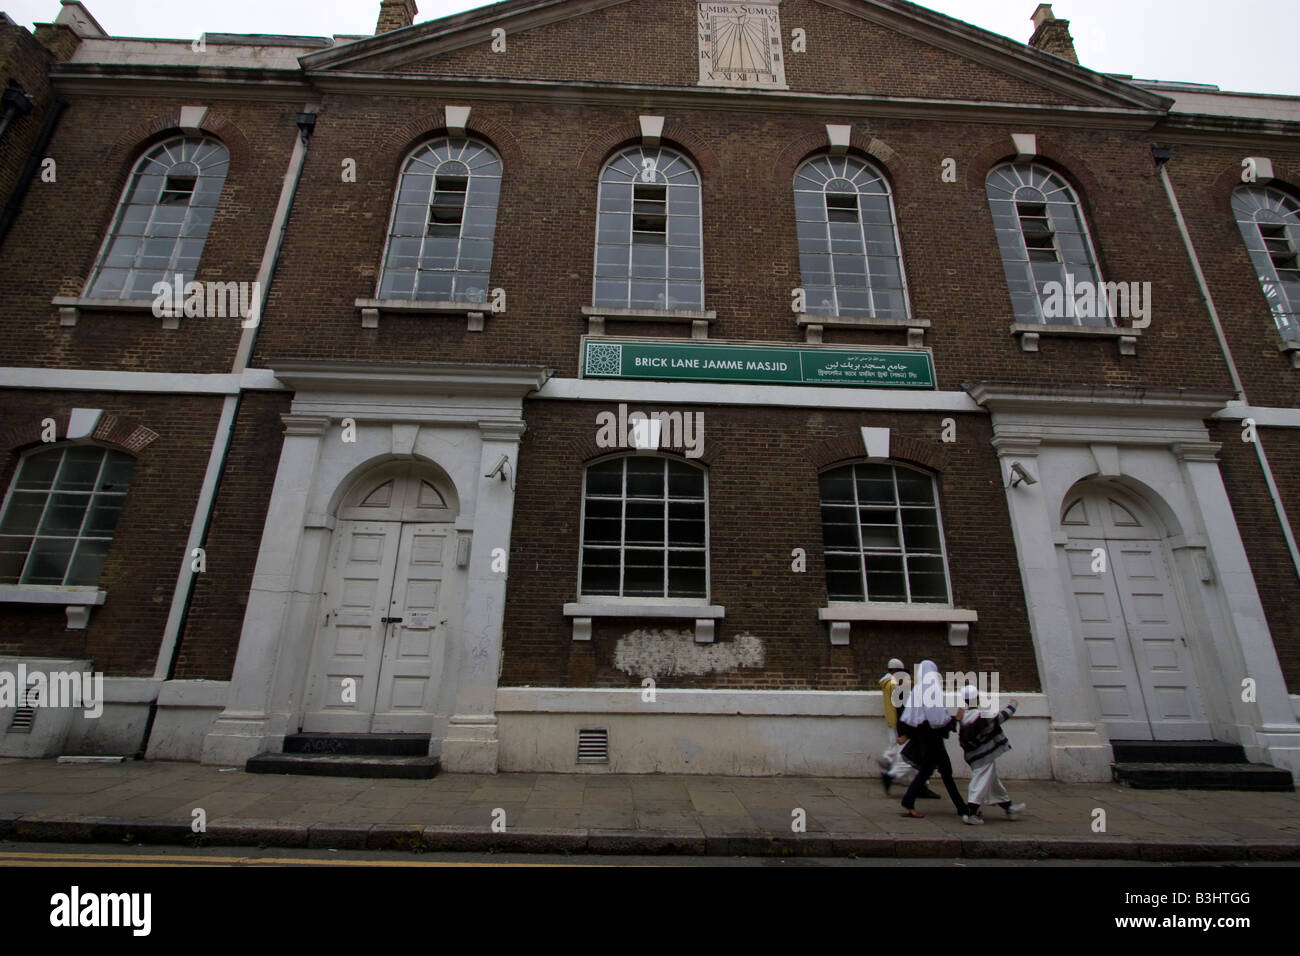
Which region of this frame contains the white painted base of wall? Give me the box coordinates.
[145,680,229,761]
[0,675,229,762]
[63,677,158,756]
[496,688,1054,778]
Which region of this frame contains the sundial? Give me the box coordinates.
[697,1,786,89]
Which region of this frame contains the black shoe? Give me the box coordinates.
[880,773,891,796]
[919,787,942,799]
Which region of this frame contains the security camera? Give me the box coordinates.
[1009,461,1037,488]
[485,455,510,481]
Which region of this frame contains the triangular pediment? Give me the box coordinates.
[303,0,1169,113]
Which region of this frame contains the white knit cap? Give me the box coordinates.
[962,684,981,705]
[887,658,905,671]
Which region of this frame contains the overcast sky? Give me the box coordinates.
[4,0,1297,95]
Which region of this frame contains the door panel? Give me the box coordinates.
[302,521,401,733]
[1065,540,1152,740]
[1110,541,1210,739]
[1063,488,1211,742]
[371,523,450,734]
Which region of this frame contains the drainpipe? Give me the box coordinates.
[0,97,65,250]
[1155,145,1300,581]
[0,83,33,141]
[137,107,319,758]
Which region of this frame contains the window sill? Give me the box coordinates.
[355,298,500,332]
[0,585,107,630]
[818,603,977,646]
[564,599,725,644]
[796,314,929,347]
[1010,322,1142,356]
[52,296,172,329]
[1278,341,1300,369]
[581,306,716,340]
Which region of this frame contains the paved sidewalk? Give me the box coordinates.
[1,758,1296,860]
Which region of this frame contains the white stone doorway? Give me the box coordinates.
[301,462,457,735]
[1061,483,1210,741]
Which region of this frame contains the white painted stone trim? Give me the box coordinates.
[1215,402,1300,427]
[564,601,725,643]
[156,679,228,708]
[0,586,106,606]
[51,296,177,329]
[0,367,286,394]
[538,376,984,412]
[1010,322,1142,355]
[564,601,725,618]
[817,603,977,623]
[496,687,1048,717]
[355,298,494,331]
[581,306,716,338]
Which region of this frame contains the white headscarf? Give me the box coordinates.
[900,660,950,728]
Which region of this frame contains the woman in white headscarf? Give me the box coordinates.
[896,660,973,820]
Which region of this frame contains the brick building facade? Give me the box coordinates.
[0,0,1297,782]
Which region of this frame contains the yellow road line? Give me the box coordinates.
[0,851,624,867]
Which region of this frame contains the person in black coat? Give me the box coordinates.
[896,660,975,821]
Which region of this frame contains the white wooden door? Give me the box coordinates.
[1063,489,1210,741]
[302,521,401,733]
[1109,541,1210,739]
[370,523,450,734]
[1066,539,1152,740]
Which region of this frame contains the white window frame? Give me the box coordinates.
[819,460,953,605]
[986,162,1111,327]
[85,136,230,301]
[0,444,135,589]
[1233,184,1300,341]
[592,146,704,311]
[793,153,911,320]
[577,453,710,601]
[376,136,503,304]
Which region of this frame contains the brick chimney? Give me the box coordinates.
[1028,4,1078,64]
[376,0,418,35]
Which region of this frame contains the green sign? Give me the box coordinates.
[582,339,936,389]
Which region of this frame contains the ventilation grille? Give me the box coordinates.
[8,682,39,734]
[577,728,608,764]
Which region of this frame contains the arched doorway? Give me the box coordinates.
[1060,482,1209,741]
[301,460,458,734]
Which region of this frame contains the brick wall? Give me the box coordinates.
[500,400,1037,691]
[0,94,300,374]
[0,390,223,675]
[173,389,290,680]
[1210,420,1300,692]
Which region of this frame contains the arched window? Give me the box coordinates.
[793,154,908,318]
[580,456,707,598]
[593,146,702,310]
[86,136,229,300]
[986,162,1108,326]
[0,445,136,587]
[1233,185,1300,340]
[819,462,950,604]
[378,137,502,303]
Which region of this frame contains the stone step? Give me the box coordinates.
[1110,740,1247,764]
[282,733,431,757]
[1112,761,1294,792]
[246,753,440,779]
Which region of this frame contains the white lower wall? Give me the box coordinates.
[145,680,230,761]
[497,688,1053,778]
